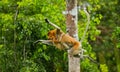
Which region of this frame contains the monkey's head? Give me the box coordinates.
[47,29,57,40]
[47,29,63,40]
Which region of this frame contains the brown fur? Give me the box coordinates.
[47,29,81,56]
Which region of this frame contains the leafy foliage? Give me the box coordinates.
[0,0,120,72]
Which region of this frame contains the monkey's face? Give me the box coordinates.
[47,29,57,40]
[47,29,64,40]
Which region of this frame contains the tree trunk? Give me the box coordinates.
[65,0,80,72]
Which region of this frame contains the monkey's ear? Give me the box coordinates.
[56,29,61,34]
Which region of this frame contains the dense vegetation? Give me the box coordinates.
[0,0,119,72]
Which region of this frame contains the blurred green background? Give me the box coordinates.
[0,0,120,72]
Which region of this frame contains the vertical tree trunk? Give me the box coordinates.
[66,0,80,72]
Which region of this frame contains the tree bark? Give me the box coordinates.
[66,0,80,72]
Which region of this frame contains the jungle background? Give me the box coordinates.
[0,0,120,72]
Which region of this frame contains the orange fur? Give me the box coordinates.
[47,29,81,56]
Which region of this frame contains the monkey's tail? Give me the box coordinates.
[45,19,61,30]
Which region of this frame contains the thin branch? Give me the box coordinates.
[13,5,18,71]
[34,40,53,45]
[13,6,18,61]
[14,8,18,21]
[81,6,90,43]
[82,55,100,65]
[45,19,61,29]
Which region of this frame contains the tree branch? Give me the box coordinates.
[82,55,100,65]
[34,40,53,45]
